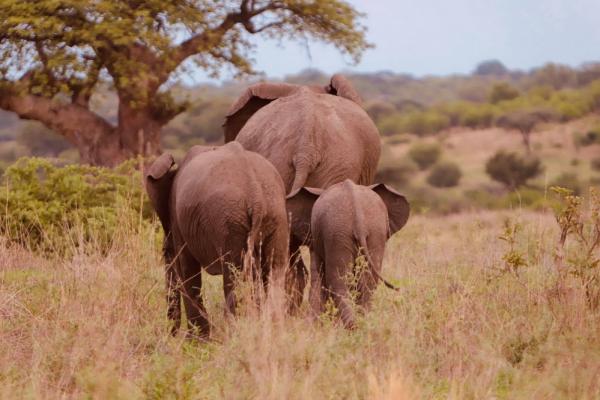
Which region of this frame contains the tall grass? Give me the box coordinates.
[1,205,600,399]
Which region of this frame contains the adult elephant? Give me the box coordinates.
[223,74,382,308]
[145,142,289,338]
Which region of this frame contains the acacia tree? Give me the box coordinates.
[495,108,556,153]
[0,1,368,166]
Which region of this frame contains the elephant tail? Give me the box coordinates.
[356,236,400,291]
[244,204,264,273]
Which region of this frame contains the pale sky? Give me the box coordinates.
[187,0,599,83]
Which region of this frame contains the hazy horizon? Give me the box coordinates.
[183,0,600,84]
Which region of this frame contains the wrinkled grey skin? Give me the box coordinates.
[286,180,409,328]
[223,75,382,308]
[145,142,289,338]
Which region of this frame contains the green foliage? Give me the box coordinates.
[498,219,528,276]
[378,111,450,136]
[375,157,418,187]
[0,1,369,165]
[408,142,442,170]
[0,157,152,254]
[489,82,520,104]
[485,151,543,189]
[495,108,556,133]
[426,161,462,188]
[0,1,369,93]
[369,76,600,137]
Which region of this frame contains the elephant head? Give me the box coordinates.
[145,152,177,233]
[145,146,219,233]
[285,183,410,240]
[223,74,363,143]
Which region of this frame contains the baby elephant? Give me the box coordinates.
[286,179,409,328]
[145,142,289,338]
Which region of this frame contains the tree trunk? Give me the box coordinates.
[0,90,165,167]
[116,101,163,162]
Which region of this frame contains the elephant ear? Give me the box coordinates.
[285,187,323,243]
[145,153,177,232]
[370,183,410,237]
[223,82,299,143]
[325,74,362,105]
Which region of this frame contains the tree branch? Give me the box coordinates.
[164,2,285,75]
[0,81,115,148]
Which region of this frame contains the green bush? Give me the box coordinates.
[375,157,418,186]
[0,158,152,254]
[408,142,442,170]
[459,103,496,128]
[489,82,520,104]
[485,151,543,189]
[503,188,552,210]
[378,111,450,136]
[426,161,462,188]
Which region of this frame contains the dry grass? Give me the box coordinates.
[2,209,600,399]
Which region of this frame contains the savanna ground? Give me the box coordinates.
[2,201,600,399]
[1,119,599,399]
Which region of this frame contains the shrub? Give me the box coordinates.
[485,151,543,189]
[459,104,496,128]
[0,157,152,254]
[404,111,450,135]
[426,161,462,188]
[408,142,442,170]
[574,127,600,148]
[378,111,450,136]
[592,157,600,172]
[489,82,520,104]
[375,157,418,186]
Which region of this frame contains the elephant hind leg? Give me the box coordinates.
[222,261,238,315]
[177,247,210,339]
[324,246,357,329]
[286,236,308,313]
[308,249,325,319]
[357,238,386,310]
[166,262,182,336]
[260,226,289,297]
[164,235,181,335]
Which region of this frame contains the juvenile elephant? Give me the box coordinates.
[145,142,289,338]
[286,179,410,328]
[224,74,382,306]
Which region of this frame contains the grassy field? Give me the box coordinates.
[2,204,600,399]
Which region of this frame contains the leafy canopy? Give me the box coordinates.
[0,1,370,103]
